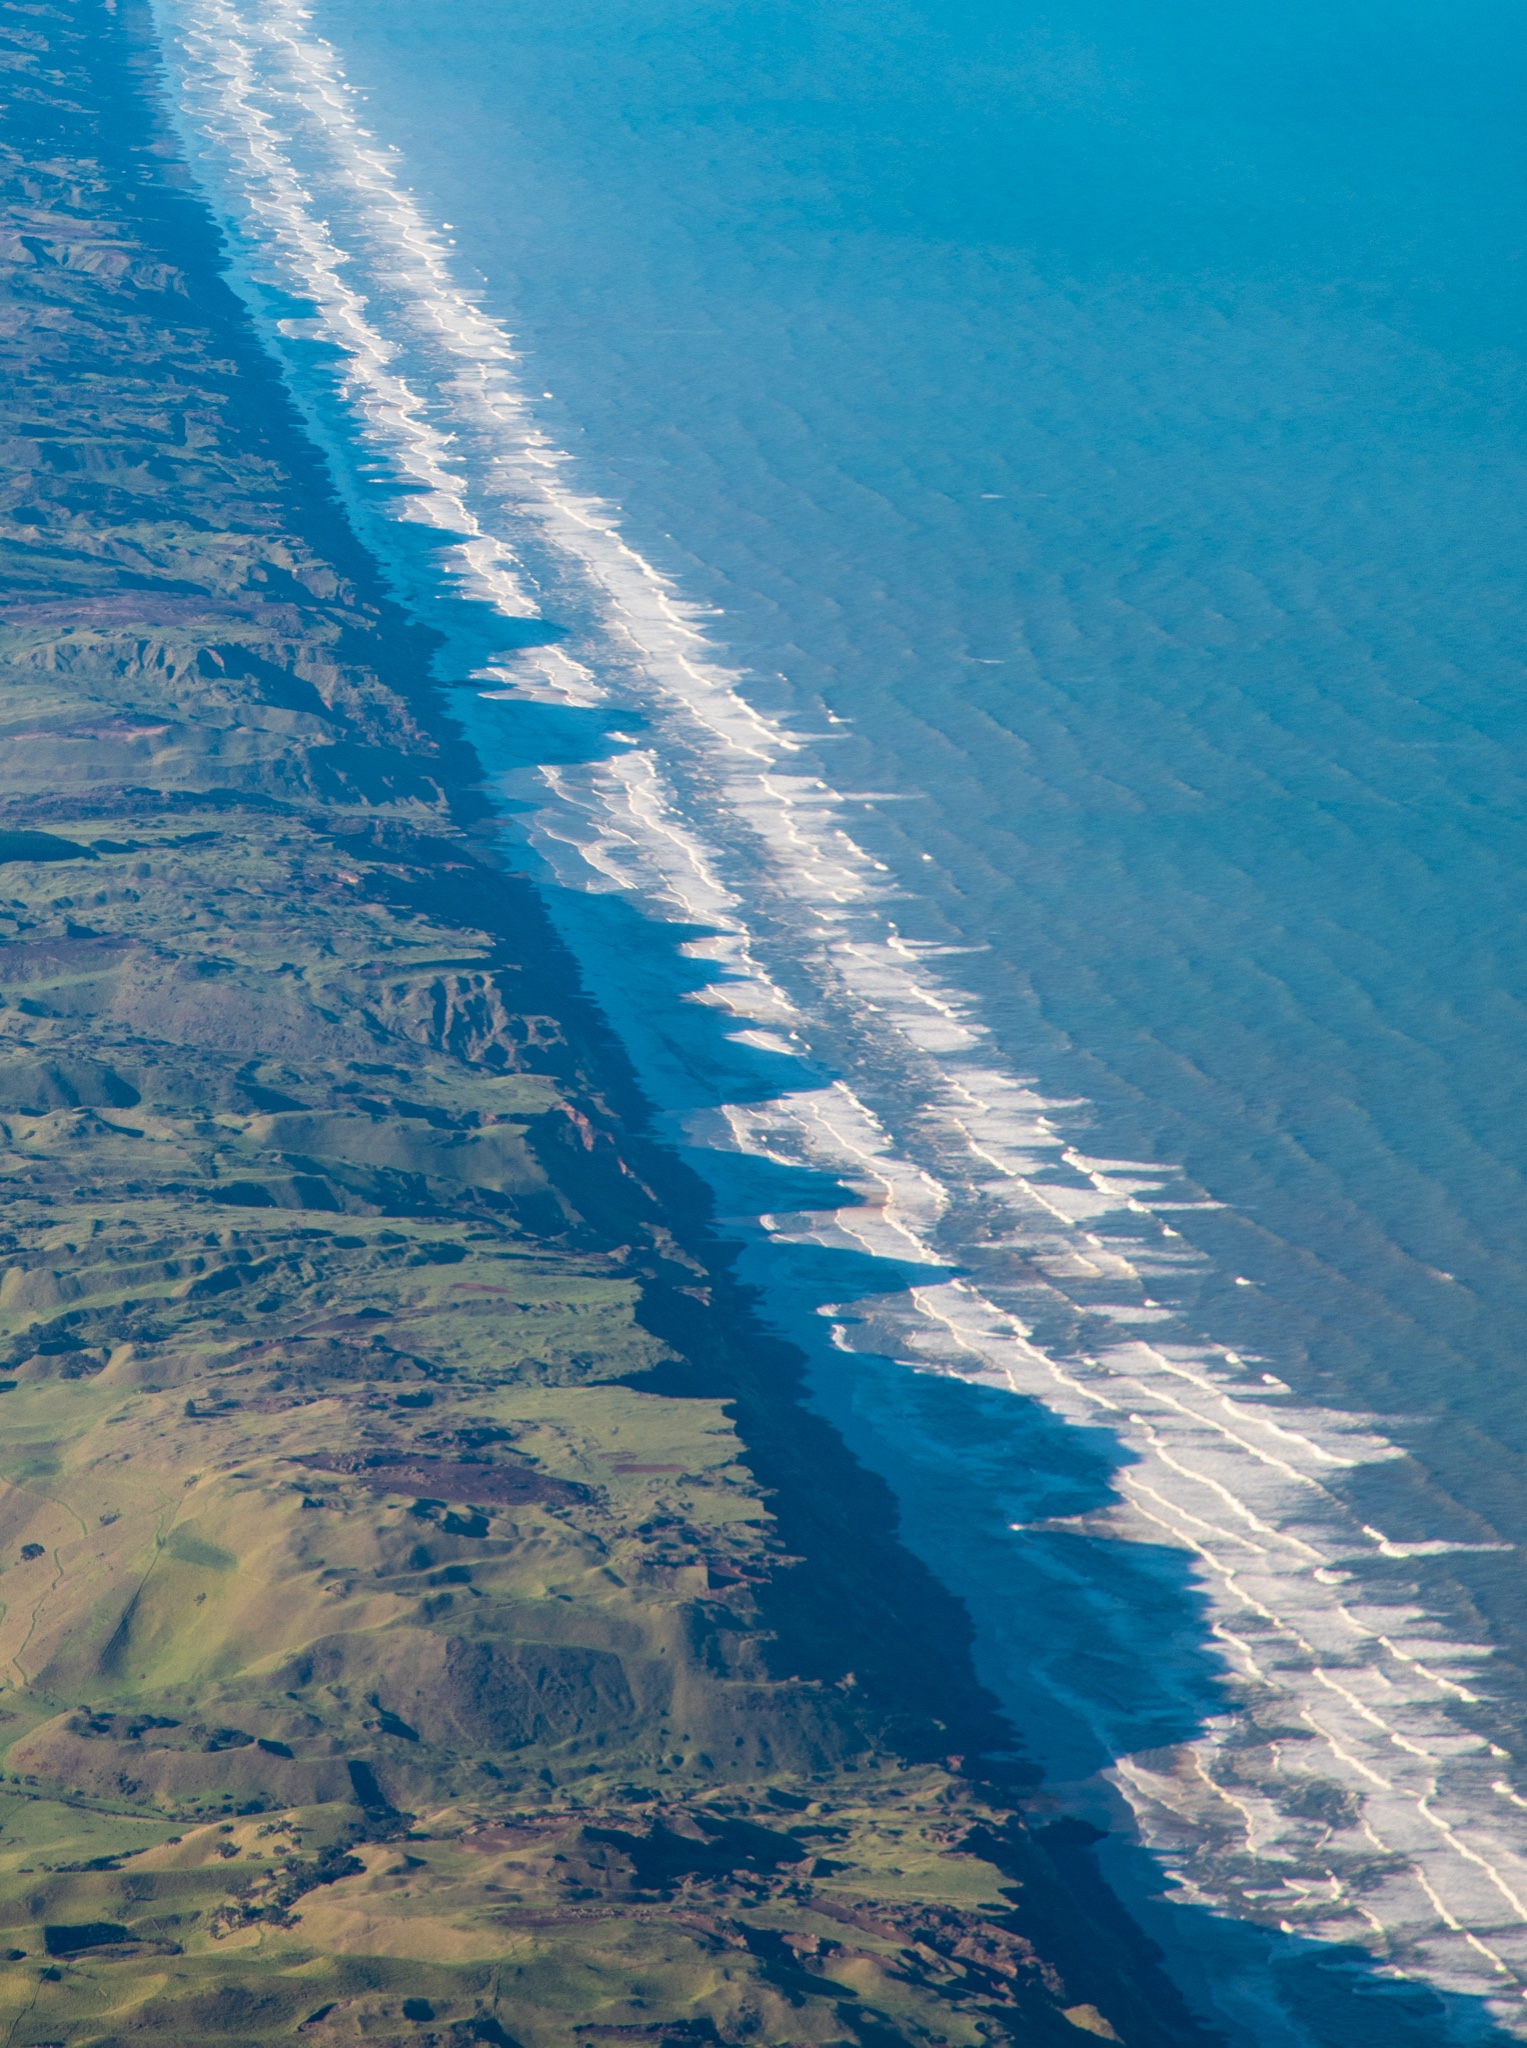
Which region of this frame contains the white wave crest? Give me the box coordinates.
[148,0,1527,2030]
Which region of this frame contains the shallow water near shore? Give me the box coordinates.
[145,0,1527,2035]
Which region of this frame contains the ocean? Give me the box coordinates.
[146,0,1527,2035]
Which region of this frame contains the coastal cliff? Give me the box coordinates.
[0,2,1208,2042]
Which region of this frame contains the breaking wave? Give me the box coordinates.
[146,0,1527,2031]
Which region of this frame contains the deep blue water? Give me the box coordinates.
[155,0,1527,2032]
[306,0,1527,1690]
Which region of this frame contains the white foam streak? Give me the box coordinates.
[151,0,1527,2028]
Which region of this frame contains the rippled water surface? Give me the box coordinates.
[151,0,1527,2033]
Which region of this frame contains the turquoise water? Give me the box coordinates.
[153,0,1527,2033]
[304,0,1527,1563]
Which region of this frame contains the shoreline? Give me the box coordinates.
[118,0,1527,2038]
[0,1,1217,2042]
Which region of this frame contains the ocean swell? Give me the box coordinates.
[145,0,1527,2031]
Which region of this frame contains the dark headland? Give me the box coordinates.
[0,2,1209,2042]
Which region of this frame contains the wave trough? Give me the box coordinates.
[147,0,1527,2031]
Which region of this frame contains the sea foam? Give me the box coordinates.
[147,0,1527,2030]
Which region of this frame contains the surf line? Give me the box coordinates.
[149,0,1527,2024]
